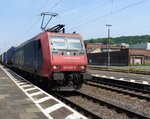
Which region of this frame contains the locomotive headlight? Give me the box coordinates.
[81,66,84,69]
[53,65,61,69]
[79,65,86,69]
[53,66,57,69]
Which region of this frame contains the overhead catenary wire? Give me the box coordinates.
[13,0,63,46]
[13,0,50,39]
[67,0,147,32]
[48,0,63,11]
[65,0,111,25]
[116,24,150,37]
[13,0,51,46]
[23,0,50,27]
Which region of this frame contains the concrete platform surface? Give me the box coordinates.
[88,69,150,85]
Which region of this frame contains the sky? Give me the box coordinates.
[0,0,150,54]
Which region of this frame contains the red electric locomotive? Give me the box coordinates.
[14,24,91,90]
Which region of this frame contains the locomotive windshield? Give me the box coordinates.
[50,37,67,50]
[67,38,83,50]
[50,36,83,50]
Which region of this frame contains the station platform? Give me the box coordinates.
[88,69,150,85]
[0,65,87,119]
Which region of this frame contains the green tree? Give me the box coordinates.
[84,35,150,44]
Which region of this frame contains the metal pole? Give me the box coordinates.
[106,24,112,68]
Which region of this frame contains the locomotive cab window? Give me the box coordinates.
[50,36,84,51]
[67,38,83,50]
[50,36,67,50]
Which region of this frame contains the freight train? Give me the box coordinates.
[0,24,91,90]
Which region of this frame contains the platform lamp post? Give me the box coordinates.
[106,24,112,68]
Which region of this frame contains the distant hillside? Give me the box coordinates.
[85,35,150,44]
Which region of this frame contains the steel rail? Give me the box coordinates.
[85,81,150,101]
[75,91,150,119]
[53,92,102,119]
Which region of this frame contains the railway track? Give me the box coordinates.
[79,80,150,118]
[53,91,102,119]
[53,90,150,119]
[85,81,150,101]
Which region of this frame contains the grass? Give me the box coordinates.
[140,63,150,66]
[88,66,150,75]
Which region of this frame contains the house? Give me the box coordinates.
[85,43,127,53]
[87,48,150,66]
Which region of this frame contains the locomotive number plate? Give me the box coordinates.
[62,66,77,70]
